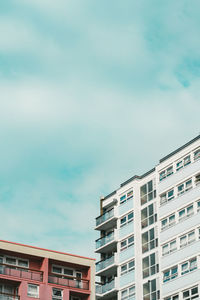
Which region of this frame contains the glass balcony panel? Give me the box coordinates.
[96,208,114,226]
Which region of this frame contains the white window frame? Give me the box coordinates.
[162,239,177,256]
[178,204,194,222]
[120,211,134,227]
[27,284,39,298]
[161,214,175,231]
[182,285,199,299]
[180,230,195,248]
[181,257,197,275]
[159,165,173,181]
[160,189,174,205]
[120,190,133,205]
[52,288,63,300]
[52,264,76,277]
[176,154,191,172]
[121,259,135,276]
[121,284,135,300]
[120,235,134,251]
[194,148,200,161]
[4,255,29,268]
[163,265,178,283]
[177,178,192,196]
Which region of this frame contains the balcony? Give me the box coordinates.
[0,292,20,300]
[48,274,89,290]
[158,158,200,193]
[96,278,118,297]
[0,264,43,281]
[96,254,117,276]
[95,207,117,231]
[95,230,117,253]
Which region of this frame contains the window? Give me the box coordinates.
[52,288,63,300]
[181,257,197,275]
[162,240,177,256]
[120,190,133,205]
[52,265,75,277]
[164,294,179,300]
[142,253,158,278]
[196,200,200,213]
[121,259,135,275]
[182,286,199,299]
[143,279,159,300]
[28,284,39,298]
[159,166,173,181]
[121,285,135,300]
[177,179,192,196]
[141,203,157,229]
[140,180,156,205]
[120,212,134,227]
[195,173,200,185]
[178,205,194,221]
[160,189,174,205]
[5,256,28,268]
[163,266,178,282]
[120,235,134,251]
[194,148,200,161]
[180,231,195,248]
[176,155,191,171]
[142,228,158,253]
[161,214,175,230]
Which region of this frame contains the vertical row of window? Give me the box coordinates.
[141,203,157,229]
[143,278,160,300]
[142,228,158,253]
[142,252,159,278]
[159,148,200,182]
[140,180,156,205]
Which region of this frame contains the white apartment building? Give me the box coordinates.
[95,135,200,300]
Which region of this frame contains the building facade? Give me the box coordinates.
[0,240,95,300]
[95,135,200,300]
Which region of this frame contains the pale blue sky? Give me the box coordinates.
[0,0,200,257]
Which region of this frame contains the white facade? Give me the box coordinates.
[95,135,200,300]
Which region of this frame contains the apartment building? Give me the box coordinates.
[95,135,200,300]
[0,240,95,300]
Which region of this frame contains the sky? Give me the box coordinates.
[0,0,200,258]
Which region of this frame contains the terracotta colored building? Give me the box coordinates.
[0,240,95,300]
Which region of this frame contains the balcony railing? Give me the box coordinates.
[0,263,43,281]
[96,279,116,295]
[96,208,114,227]
[96,255,115,273]
[0,292,20,300]
[48,274,89,290]
[96,231,115,249]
